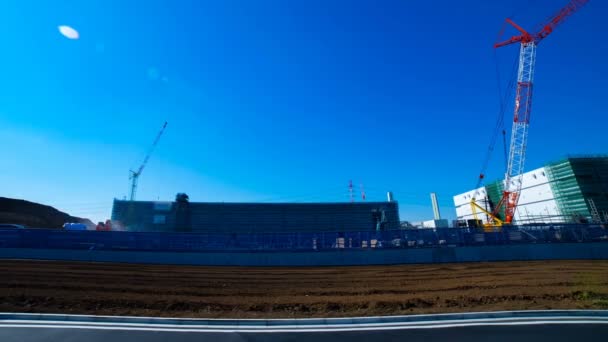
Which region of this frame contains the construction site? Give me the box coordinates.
[1,259,607,318]
[103,0,606,233]
[1,0,607,321]
[455,156,608,227]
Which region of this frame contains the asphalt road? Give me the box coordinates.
[2,324,608,342]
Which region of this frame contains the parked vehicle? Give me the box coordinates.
[63,223,87,231]
[0,224,25,229]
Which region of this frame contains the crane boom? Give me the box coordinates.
[136,121,167,175]
[494,0,589,48]
[473,0,589,226]
[129,121,168,201]
[537,0,589,41]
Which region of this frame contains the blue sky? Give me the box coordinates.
[0,0,606,224]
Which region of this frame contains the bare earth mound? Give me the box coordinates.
[1,259,607,318]
[0,197,93,228]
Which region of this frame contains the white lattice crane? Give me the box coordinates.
[129,121,168,201]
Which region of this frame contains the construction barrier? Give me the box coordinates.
[0,224,606,253]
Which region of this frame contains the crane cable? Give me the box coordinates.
[473,21,519,192]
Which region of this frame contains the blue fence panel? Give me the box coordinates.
[0,224,607,253]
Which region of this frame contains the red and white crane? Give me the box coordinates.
[472,0,589,226]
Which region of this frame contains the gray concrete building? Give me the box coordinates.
[111,197,400,233]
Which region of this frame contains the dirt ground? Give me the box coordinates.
[1,259,607,318]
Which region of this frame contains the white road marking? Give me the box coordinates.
[1,309,600,321]
[2,315,607,327]
[1,319,608,333]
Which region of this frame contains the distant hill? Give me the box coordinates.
[0,197,94,229]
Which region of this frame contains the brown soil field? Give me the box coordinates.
[1,259,608,318]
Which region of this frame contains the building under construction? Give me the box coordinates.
[111,195,400,233]
[454,156,608,226]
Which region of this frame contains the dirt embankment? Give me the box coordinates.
[0,197,92,228]
[1,260,607,318]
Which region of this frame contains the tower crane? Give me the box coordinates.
[471,0,589,227]
[129,121,168,201]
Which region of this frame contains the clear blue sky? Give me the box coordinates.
[0,0,606,224]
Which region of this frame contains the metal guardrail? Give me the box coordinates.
[0,224,606,253]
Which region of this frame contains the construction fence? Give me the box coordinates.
[0,224,607,253]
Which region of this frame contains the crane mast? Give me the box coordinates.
[503,42,535,223]
[473,0,588,226]
[129,121,168,201]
